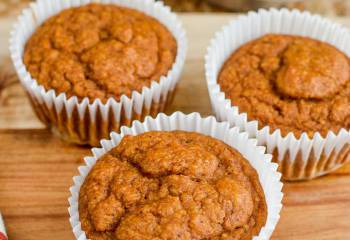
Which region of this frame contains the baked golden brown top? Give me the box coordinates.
[79,131,267,240]
[23,3,177,102]
[218,34,350,137]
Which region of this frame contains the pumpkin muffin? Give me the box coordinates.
[23,3,177,103]
[218,34,350,137]
[79,131,267,240]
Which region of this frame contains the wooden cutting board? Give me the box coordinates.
[1,13,350,240]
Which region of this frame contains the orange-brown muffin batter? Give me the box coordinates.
[23,3,177,102]
[218,34,350,137]
[79,131,267,240]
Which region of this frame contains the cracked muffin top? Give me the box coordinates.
[218,34,350,137]
[23,3,177,103]
[79,131,267,240]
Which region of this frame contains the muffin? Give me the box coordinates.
[78,131,267,240]
[69,113,283,240]
[218,34,350,138]
[23,3,177,103]
[10,0,187,146]
[205,9,350,180]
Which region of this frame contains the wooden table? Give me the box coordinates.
[1,13,350,240]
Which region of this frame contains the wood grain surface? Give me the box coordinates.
[1,14,350,240]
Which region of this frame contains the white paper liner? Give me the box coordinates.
[205,8,350,180]
[9,0,187,146]
[68,112,283,240]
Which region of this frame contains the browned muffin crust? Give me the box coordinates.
[79,131,267,240]
[23,3,177,103]
[218,34,350,137]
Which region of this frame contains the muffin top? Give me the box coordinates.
[79,131,267,240]
[23,3,177,103]
[218,34,350,137]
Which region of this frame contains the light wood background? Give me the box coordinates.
[1,14,350,240]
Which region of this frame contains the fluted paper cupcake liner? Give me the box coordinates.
[9,0,187,146]
[68,112,283,240]
[205,8,350,181]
